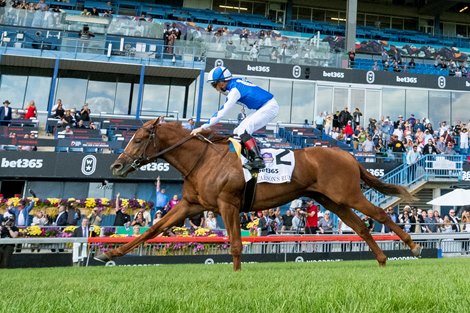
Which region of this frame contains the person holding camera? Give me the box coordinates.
[304,200,319,234]
[9,195,35,227]
[79,103,91,122]
[0,215,19,268]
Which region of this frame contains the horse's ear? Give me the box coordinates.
[154,116,164,125]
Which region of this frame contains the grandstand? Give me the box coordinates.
[1,0,470,228]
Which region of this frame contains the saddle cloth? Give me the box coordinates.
[228,138,295,183]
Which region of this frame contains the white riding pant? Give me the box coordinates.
[233,98,279,136]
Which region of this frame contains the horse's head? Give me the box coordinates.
[111,117,163,177]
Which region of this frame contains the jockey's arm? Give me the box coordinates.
[192,89,241,135]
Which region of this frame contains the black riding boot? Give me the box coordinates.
[240,133,265,170]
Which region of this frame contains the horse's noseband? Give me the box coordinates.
[124,125,157,170]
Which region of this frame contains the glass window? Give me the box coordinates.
[311,8,324,22]
[252,1,266,16]
[403,18,418,31]
[351,89,365,119]
[86,80,117,114]
[55,78,87,110]
[114,82,132,115]
[201,73,222,119]
[365,89,381,125]
[186,80,198,118]
[405,89,427,121]
[142,84,170,116]
[391,17,404,30]
[333,87,348,113]
[456,24,468,37]
[357,13,365,27]
[295,6,311,21]
[291,81,315,123]
[24,76,51,111]
[428,91,450,127]
[451,92,467,125]
[168,85,186,120]
[0,75,27,108]
[382,88,405,121]
[316,86,333,116]
[269,79,292,123]
[88,182,114,199]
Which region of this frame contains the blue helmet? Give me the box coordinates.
[207,66,232,84]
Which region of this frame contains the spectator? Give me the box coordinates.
[318,211,333,234]
[188,213,204,229]
[76,120,87,129]
[258,210,275,236]
[460,128,468,155]
[408,58,416,69]
[87,208,102,226]
[304,200,319,234]
[52,99,65,119]
[90,7,99,16]
[31,210,48,226]
[338,107,352,128]
[352,107,362,129]
[166,194,179,214]
[0,215,19,268]
[113,193,131,227]
[79,25,95,39]
[362,135,375,153]
[225,40,237,59]
[0,100,12,126]
[344,121,354,146]
[131,225,141,237]
[338,218,354,251]
[73,218,93,237]
[424,209,438,233]
[348,48,356,67]
[314,112,324,132]
[59,125,74,135]
[237,107,246,125]
[362,215,375,233]
[324,113,333,135]
[24,100,37,119]
[80,103,91,122]
[54,205,68,226]
[435,135,446,153]
[281,209,293,231]
[131,210,148,227]
[154,176,169,217]
[291,208,305,234]
[422,139,438,155]
[372,61,380,71]
[8,199,35,227]
[389,135,406,153]
[183,118,195,130]
[270,47,280,63]
[448,209,461,232]
[204,211,218,230]
[81,9,91,16]
[248,44,259,62]
[60,110,75,127]
[406,145,421,182]
[383,207,398,233]
[152,210,163,226]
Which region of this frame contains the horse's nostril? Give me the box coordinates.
[111,162,123,171]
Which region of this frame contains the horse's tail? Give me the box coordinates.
[359,163,417,202]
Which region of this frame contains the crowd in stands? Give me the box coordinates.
[306,108,469,157]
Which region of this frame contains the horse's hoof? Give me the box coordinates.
[411,244,422,257]
[94,253,111,263]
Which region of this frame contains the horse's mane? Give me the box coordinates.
[163,121,231,144]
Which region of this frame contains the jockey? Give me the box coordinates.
[191,66,279,170]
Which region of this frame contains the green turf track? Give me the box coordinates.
[1,258,468,313]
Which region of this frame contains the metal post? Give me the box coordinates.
[46,57,60,132]
[195,69,204,123]
[136,64,145,119]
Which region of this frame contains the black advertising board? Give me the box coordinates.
[0,151,182,181]
[206,58,470,92]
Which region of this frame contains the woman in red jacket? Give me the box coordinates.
[24,100,37,119]
[343,120,354,146]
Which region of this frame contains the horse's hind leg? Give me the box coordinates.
[331,206,388,267]
[353,197,422,257]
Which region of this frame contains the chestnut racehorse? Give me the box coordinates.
[98,117,422,270]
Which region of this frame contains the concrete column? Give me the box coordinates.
[345,0,358,53]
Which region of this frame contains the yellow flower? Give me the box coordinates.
[84,198,96,208]
[67,198,76,202]
[92,226,101,235]
[137,199,144,207]
[194,228,209,236]
[101,198,109,206]
[63,226,78,233]
[7,197,21,207]
[121,199,129,208]
[110,234,126,237]
[27,226,43,236]
[48,198,61,206]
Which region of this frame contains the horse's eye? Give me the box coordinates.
[134,139,142,143]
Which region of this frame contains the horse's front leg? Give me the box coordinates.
[95,200,203,262]
[218,201,242,271]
